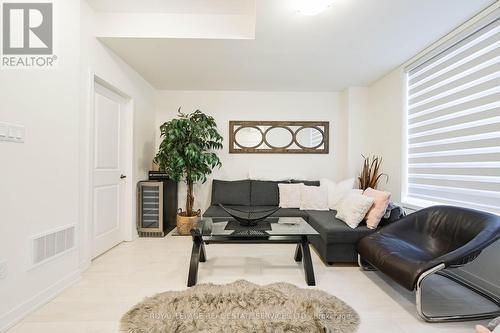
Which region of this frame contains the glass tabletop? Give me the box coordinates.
[196,217,319,237]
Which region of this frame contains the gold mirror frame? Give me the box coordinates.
[229,121,329,154]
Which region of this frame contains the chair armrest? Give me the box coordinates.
[432,229,500,268]
[375,206,500,268]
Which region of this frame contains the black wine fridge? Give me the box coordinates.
[137,177,177,237]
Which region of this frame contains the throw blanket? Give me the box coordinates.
[383,202,406,221]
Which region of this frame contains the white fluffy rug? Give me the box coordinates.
[121,280,359,333]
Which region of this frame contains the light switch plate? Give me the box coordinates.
[0,122,24,143]
[0,122,7,140]
[8,126,16,139]
[13,125,25,142]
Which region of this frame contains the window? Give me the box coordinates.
[405,17,500,214]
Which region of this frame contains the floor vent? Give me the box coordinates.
[138,231,165,238]
[32,225,75,265]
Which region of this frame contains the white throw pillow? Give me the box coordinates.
[335,192,375,229]
[320,178,355,210]
[299,185,329,211]
[278,183,303,208]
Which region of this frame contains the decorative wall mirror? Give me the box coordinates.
[229,121,329,154]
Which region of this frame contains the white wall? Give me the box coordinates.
[340,87,370,178]
[364,68,406,202]
[79,2,157,268]
[0,2,157,330]
[339,82,404,196]
[0,0,81,330]
[156,90,348,212]
[337,80,406,197]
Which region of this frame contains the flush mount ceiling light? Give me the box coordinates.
[294,0,335,16]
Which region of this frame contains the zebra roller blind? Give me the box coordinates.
[406,17,500,214]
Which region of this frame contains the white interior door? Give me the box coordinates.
[91,83,128,258]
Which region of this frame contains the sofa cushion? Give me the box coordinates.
[250,180,284,206]
[278,183,303,208]
[306,210,374,244]
[203,205,309,219]
[291,179,320,186]
[299,185,329,211]
[320,178,356,210]
[273,208,309,219]
[335,191,374,229]
[363,187,391,229]
[211,179,251,206]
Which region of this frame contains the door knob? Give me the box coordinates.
[120,174,127,179]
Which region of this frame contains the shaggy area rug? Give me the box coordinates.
[121,280,359,333]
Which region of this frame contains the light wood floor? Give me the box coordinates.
[9,236,492,332]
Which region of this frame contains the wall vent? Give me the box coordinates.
[32,225,75,265]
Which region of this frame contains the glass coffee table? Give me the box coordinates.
[187,217,319,287]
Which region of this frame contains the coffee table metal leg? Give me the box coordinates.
[187,238,202,287]
[199,242,207,262]
[294,243,302,262]
[301,236,316,286]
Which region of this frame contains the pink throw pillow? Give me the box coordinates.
[363,188,391,229]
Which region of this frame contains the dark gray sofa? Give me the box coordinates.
[203,179,400,264]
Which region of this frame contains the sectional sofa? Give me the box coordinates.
[203,179,401,264]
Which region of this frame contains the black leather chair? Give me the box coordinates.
[357,205,500,322]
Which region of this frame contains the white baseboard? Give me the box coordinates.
[0,270,81,333]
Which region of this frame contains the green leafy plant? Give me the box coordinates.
[155,108,223,217]
[358,155,388,190]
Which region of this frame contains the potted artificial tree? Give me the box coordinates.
[155,109,223,235]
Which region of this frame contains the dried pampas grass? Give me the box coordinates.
[358,155,388,190]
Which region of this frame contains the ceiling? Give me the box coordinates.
[90,0,494,91]
[86,0,255,15]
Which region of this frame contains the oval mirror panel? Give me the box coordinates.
[296,127,324,148]
[234,127,263,148]
[266,127,293,148]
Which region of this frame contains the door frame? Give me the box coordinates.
[79,70,135,270]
